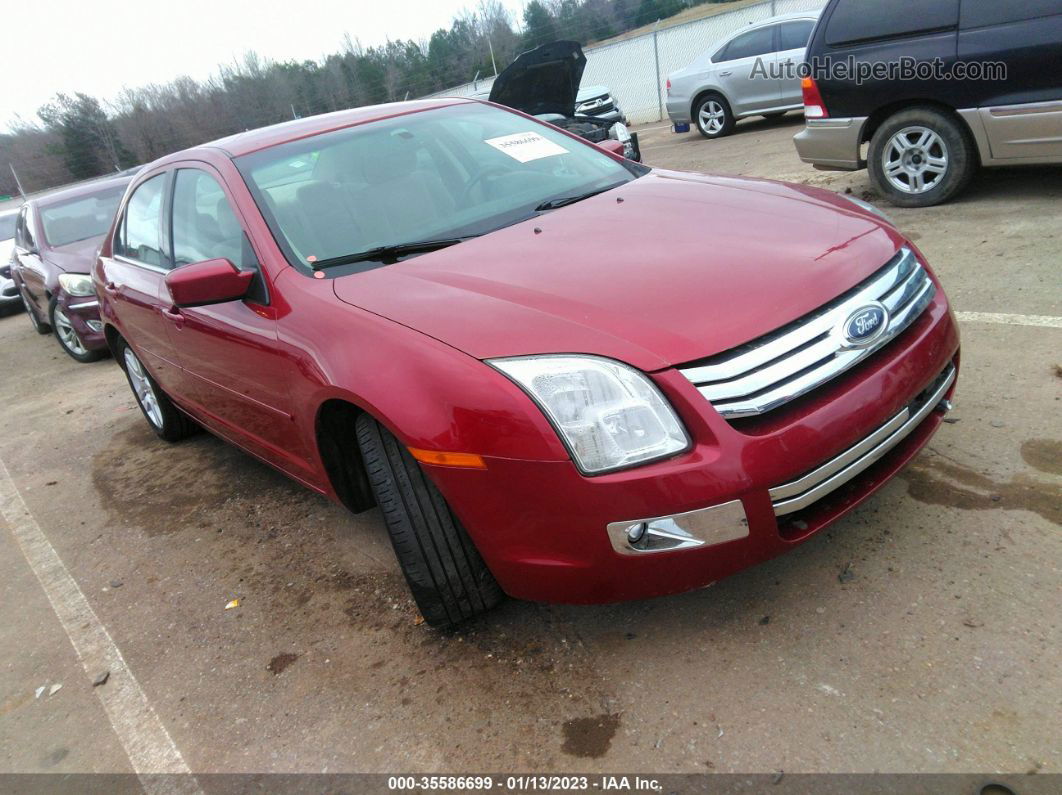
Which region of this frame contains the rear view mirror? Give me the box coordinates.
[165,258,253,307]
[600,140,625,157]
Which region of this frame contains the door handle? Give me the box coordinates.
[719,71,733,77]
[161,305,185,329]
[103,281,119,295]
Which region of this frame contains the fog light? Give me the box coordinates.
[86,320,103,333]
[625,522,647,545]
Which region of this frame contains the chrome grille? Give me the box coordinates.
[679,248,934,418]
[771,364,955,516]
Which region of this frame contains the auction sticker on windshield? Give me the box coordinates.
[485,132,569,162]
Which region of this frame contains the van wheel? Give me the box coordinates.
[118,340,198,442]
[869,107,976,207]
[694,94,735,139]
[355,414,504,627]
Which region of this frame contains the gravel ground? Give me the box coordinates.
[0,114,1059,777]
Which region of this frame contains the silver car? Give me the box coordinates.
[666,13,818,139]
[0,209,21,314]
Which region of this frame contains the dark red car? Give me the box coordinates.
[94,99,959,627]
[12,175,132,361]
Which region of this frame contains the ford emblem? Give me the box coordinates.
[842,303,888,346]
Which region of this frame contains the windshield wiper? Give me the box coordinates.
[310,237,472,269]
[534,182,626,212]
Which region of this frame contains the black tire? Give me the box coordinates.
[50,299,105,363]
[117,338,198,442]
[694,93,735,139]
[21,289,51,334]
[355,414,504,627]
[868,106,977,208]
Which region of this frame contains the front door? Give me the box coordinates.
[12,206,47,315]
[162,165,312,478]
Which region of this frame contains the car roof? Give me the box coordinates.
[33,173,134,209]
[170,98,474,162]
[724,11,819,38]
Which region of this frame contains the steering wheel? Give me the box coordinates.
[460,165,512,204]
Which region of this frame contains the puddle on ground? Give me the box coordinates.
[561,713,622,758]
[1020,438,1062,476]
[902,451,1061,525]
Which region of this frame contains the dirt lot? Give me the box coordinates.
[1,114,1059,779]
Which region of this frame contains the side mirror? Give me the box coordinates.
[165,258,253,308]
[600,140,626,158]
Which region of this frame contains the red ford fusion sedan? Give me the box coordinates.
[94,99,959,626]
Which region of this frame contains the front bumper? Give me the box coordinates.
[427,284,960,604]
[794,117,868,171]
[56,291,108,351]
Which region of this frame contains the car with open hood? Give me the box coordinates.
[11,175,132,361]
[482,40,641,161]
[95,98,959,627]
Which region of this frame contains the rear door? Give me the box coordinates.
[714,24,782,115]
[777,19,817,106]
[99,172,185,395]
[959,0,1062,160]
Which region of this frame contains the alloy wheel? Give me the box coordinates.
[882,126,949,194]
[124,347,164,429]
[698,101,726,135]
[53,307,89,357]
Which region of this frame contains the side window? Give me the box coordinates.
[826,0,959,46]
[780,20,815,51]
[116,175,166,268]
[17,207,36,250]
[719,26,776,61]
[961,0,1061,29]
[171,169,256,269]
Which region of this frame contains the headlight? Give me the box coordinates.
[58,273,96,297]
[489,355,690,474]
[843,194,896,227]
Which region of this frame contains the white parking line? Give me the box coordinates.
[955,311,1062,328]
[0,457,201,794]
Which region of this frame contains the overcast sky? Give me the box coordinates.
[2,0,527,128]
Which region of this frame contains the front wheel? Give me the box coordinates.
[50,301,105,363]
[868,107,976,207]
[119,340,198,442]
[355,414,504,627]
[694,94,735,139]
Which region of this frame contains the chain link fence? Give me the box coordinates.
[429,0,827,125]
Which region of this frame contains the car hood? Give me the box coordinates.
[332,171,908,372]
[46,235,104,274]
[489,40,586,118]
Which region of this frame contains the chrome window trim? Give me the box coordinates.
[112,253,169,275]
[770,365,955,516]
[679,248,935,418]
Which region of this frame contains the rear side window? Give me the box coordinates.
[961,0,1062,29]
[720,26,776,61]
[171,169,255,269]
[780,20,816,51]
[826,0,959,46]
[116,174,166,268]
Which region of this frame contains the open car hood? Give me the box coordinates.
[489,40,586,118]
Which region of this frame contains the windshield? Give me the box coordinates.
[236,103,644,271]
[40,185,126,248]
[0,213,15,241]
